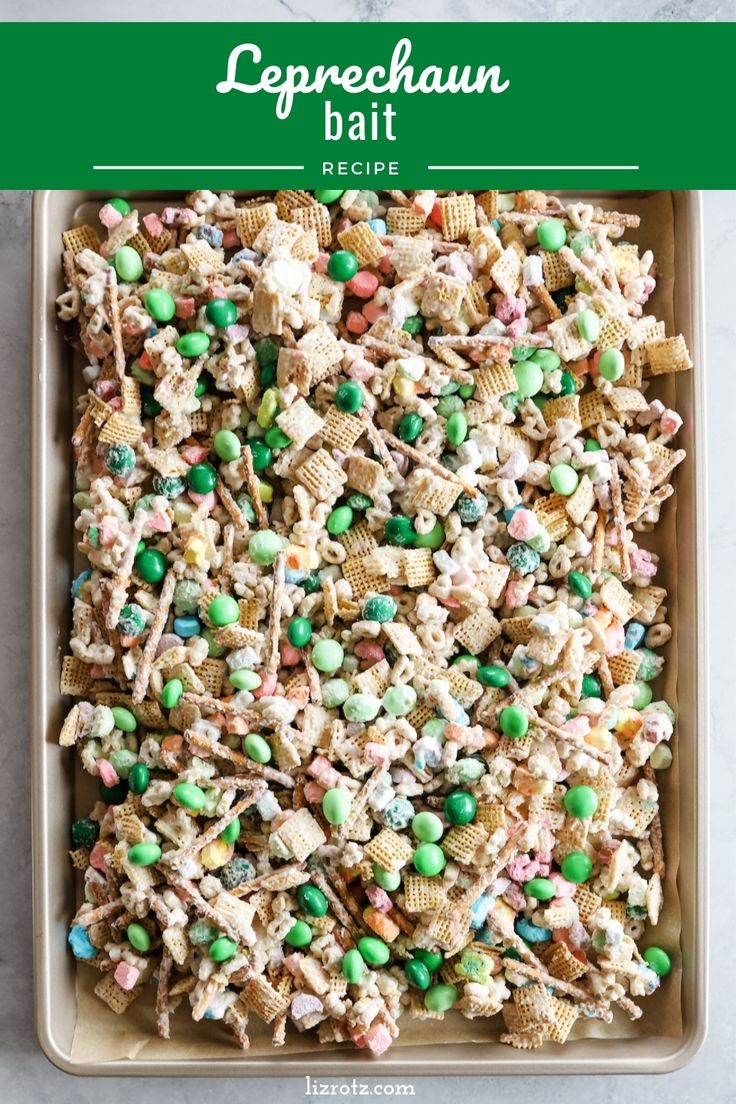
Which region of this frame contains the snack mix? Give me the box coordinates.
[57,188,688,1054]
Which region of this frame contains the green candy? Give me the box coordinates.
[550,463,580,497]
[398,412,423,442]
[105,442,136,476]
[444,791,476,826]
[363,595,397,623]
[412,811,443,843]
[404,959,431,990]
[136,548,167,584]
[576,309,600,342]
[107,198,131,215]
[173,782,207,811]
[582,674,603,699]
[347,492,373,510]
[264,426,292,449]
[176,331,210,358]
[117,604,146,638]
[382,684,417,717]
[128,842,161,866]
[247,439,272,471]
[244,733,272,764]
[633,680,653,709]
[412,947,444,972]
[152,475,185,500]
[209,937,238,962]
[187,462,218,494]
[343,693,380,723]
[642,947,671,976]
[524,877,556,900]
[127,923,151,952]
[229,669,262,692]
[384,515,416,547]
[335,380,363,413]
[285,919,312,948]
[537,219,567,251]
[650,743,672,770]
[322,787,353,826]
[312,638,344,673]
[248,530,284,565]
[342,948,365,983]
[288,617,313,648]
[220,816,241,844]
[111,706,137,732]
[114,245,143,283]
[161,678,183,710]
[499,706,529,740]
[110,749,137,779]
[477,665,509,688]
[128,763,150,795]
[456,492,487,524]
[559,370,577,395]
[144,287,175,322]
[513,360,545,398]
[373,865,401,892]
[571,230,594,257]
[561,851,593,883]
[446,411,468,446]
[424,984,457,1013]
[358,936,390,966]
[584,438,602,452]
[315,189,344,203]
[322,678,350,708]
[599,347,625,382]
[402,315,423,334]
[297,884,329,917]
[208,594,240,627]
[327,505,354,535]
[327,250,359,282]
[142,391,162,418]
[71,817,99,847]
[531,348,561,372]
[202,628,227,658]
[413,842,445,877]
[413,521,445,550]
[213,429,241,462]
[564,784,598,819]
[568,570,592,599]
[206,298,238,328]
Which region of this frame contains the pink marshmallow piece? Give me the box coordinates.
[252,672,279,699]
[365,885,393,912]
[346,311,368,335]
[187,491,216,512]
[182,445,209,464]
[279,640,303,666]
[99,203,123,230]
[114,962,141,991]
[142,212,165,238]
[97,759,120,787]
[89,842,109,872]
[303,780,326,803]
[175,297,196,319]
[347,271,380,298]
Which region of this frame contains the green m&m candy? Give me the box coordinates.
[322,787,353,826]
[161,678,183,710]
[128,842,162,866]
[373,865,401,892]
[144,287,175,322]
[576,309,600,342]
[247,439,272,471]
[358,936,390,966]
[414,521,445,550]
[287,617,313,648]
[128,763,150,795]
[176,331,210,358]
[229,669,261,692]
[564,785,598,818]
[244,733,272,763]
[127,923,151,952]
[513,360,545,398]
[136,548,167,584]
[248,530,284,565]
[265,426,292,449]
[285,919,313,948]
[550,463,580,497]
[582,674,603,699]
[398,412,423,442]
[187,462,218,494]
[335,380,363,413]
[561,851,593,883]
[537,219,567,251]
[444,791,476,825]
[315,189,344,204]
[411,811,443,843]
[363,595,397,623]
[327,505,354,535]
[413,842,445,877]
[599,347,625,382]
[105,442,136,476]
[71,817,99,847]
[209,937,238,962]
[568,570,592,599]
[412,947,443,972]
[499,706,528,740]
[220,816,241,844]
[208,594,240,626]
[114,245,143,283]
[477,665,509,688]
[524,877,556,900]
[424,984,457,1012]
[584,437,602,451]
[347,492,373,510]
[342,948,365,983]
[642,946,671,976]
[206,298,238,328]
[213,429,241,462]
[111,706,137,732]
[384,515,416,547]
[327,250,359,282]
[446,411,468,446]
[173,782,207,811]
[107,197,131,215]
[311,638,344,673]
[404,959,431,990]
[297,884,328,917]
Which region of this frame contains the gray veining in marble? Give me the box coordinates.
[0,152,734,1104]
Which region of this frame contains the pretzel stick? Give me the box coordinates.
[164,873,241,944]
[380,429,479,497]
[168,784,267,871]
[453,829,524,912]
[217,479,251,530]
[271,1014,287,1047]
[357,408,405,487]
[643,763,666,878]
[303,649,322,704]
[558,247,607,294]
[106,508,147,630]
[231,861,306,898]
[531,714,612,766]
[132,570,176,703]
[609,459,631,580]
[155,951,173,1039]
[592,508,606,575]
[104,268,126,381]
[504,959,611,1020]
[210,765,297,790]
[241,446,269,529]
[266,551,285,674]
[192,978,221,1022]
[73,898,124,927]
[530,284,562,321]
[428,333,550,353]
[182,693,262,723]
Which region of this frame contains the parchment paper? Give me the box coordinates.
[69,190,684,1063]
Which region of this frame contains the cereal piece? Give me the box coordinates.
[364,828,414,873]
[386,207,425,236]
[235,203,278,247]
[294,449,347,502]
[454,608,501,653]
[60,655,92,696]
[543,943,590,983]
[337,222,385,267]
[401,547,436,588]
[322,406,364,451]
[275,808,327,862]
[275,397,325,451]
[94,971,144,1014]
[439,194,477,241]
[290,203,332,248]
[600,576,642,624]
[578,391,608,430]
[565,473,595,526]
[62,225,101,255]
[532,494,573,541]
[381,621,423,657]
[403,874,447,913]
[442,823,488,864]
[547,314,592,362]
[608,387,649,414]
[473,362,518,401]
[540,250,573,293]
[297,324,343,385]
[543,394,581,432]
[645,334,693,376]
[490,247,522,296]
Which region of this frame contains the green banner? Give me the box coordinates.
[3,22,735,188]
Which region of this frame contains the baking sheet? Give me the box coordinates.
[32,189,708,1074]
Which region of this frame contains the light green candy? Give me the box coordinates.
[576,308,600,342]
[650,744,672,770]
[322,679,350,708]
[248,530,284,565]
[111,706,137,732]
[373,865,401,891]
[343,693,381,723]
[322,787,353,826]
[229,669,262,691]
[382,684,417,717]
[109,749,137,779]
[311,638,344,673]
[454,758,486,783]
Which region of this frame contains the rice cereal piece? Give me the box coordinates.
[607,387,649,415]
[472,362,518,401]
[235,202,278,247]
[542,394,581,432]
[453,608,501,654]
[62,225,101,255]
[364,828,414,873]
[543,943,591,983]
[645,334,693,376]
[490,247,522,296]
[342,555,387,601]
[241,975,290,1023]
[607,650,642,685]
[500,616,534,645]
[94,971,144,1014]
[476,190,499,220]
[403,874,447,914]
[275,808,327,862]
[275,189,314,219]
[337,222,385,267]
[338,519,379,558]
[386,207,425,236]
[546,997,580,1045]
[401,547,436,588]
[547,314,592,363]
[381,620,423,658]
[540,250,573,293]
[322,406,364,451]
[632,585,666,625]
[297,324,343,385]
[98,412,144,446]
[442,822,488,864]
[290,202,332,248]
[60,655,92,696]
[346,454,386,499]
[532,494,572,541]
[565,473,595,526]
[420,273,466,321]
[439,194,477,241]
[294,449,347,502]
[578,391,608,430]
[599,576,642,623]
[181,240,224,274]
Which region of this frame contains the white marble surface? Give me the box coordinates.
[0,188,733,1101]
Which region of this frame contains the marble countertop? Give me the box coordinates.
[0,188,732,1102]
